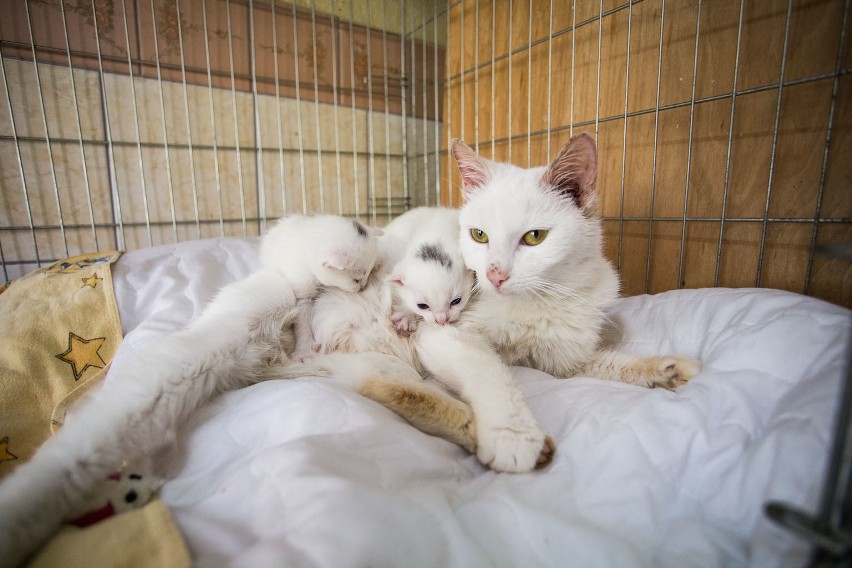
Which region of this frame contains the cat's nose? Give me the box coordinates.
[435,312,449,324]
[487,266,509,289]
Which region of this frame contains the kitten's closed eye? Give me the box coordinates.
[450,297,462,306]
[416,303,429,310]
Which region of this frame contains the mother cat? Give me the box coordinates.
[359,134,700,469]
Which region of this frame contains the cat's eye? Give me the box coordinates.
[470,228,489,243]
[522,229,549,246]
[416,303,429,310]
[450,297,462,306]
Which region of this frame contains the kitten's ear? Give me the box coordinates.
[353,220,384,239]
[542,134,598,211]
[322,250,352,271]
[452,139,491,194]
[387,262,405,286]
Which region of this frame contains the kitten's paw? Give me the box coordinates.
[644,356,702,389]
[391,311,419,336]
[476,420,547,473]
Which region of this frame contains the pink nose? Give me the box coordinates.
[487,266,509,289]
[435,312,448,325]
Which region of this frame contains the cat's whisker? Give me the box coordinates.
[527,280,616,327]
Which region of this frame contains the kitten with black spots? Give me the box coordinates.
[383,207,475,334]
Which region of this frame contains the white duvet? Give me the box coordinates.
[110,237,850,568]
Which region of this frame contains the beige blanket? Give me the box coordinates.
[0,252,189,567]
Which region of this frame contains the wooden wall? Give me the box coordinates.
[440,0,851,308]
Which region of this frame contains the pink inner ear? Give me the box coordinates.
[452,139,491,192]
[542,134,598,210]
[323,250,351,271]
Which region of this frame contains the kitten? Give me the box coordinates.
[0,214,380,566]
[382,207,475,334]
[453,135,700,386]
[260,216,380,359]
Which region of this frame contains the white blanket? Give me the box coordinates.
[110,237,850,568]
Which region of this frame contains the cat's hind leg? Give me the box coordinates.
[578,348,701,389]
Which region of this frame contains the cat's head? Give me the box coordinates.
[262,215,382,293]
[454,134,601,296]
[313,218,383,293]
[388,242,475,325]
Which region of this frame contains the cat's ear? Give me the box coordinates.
[387,262,405,286]
[353,220,384,239]
[452,139,491,194]
[541,134,598,211]
[322,250,352,271]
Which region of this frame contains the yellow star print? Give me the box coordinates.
[82,275,103,288]
[56,332,107,381]
[0,437,17,463]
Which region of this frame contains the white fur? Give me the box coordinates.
[383,207,475,332]
[453,136,700,385]
[457,159,619,376]
[0,215,380,566]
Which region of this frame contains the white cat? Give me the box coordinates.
[453,134,700,385]
[0,214,381,566]
[382,207,475,333]
[359,135,701,473]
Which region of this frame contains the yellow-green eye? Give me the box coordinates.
[522,229,549,246]
[470,228,489,243]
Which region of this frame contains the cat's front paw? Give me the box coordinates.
[391,310,419,336]
[476,419,549,473]
[643,356,701,389]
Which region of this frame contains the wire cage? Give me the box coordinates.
[0,0,849,309]
[1,0,851,561]
[0,0,447,281]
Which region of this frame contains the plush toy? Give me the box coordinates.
[69,469,163,528]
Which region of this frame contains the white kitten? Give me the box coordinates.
[0,214,380,566]
[260,215,380,359]
[382,207,475,333]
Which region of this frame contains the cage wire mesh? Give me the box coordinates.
[0,0,850,309]
[0,0,447,280]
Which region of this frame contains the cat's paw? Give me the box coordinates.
[391,310,419,336]
[643,356,701,389]
[476,419,548,473]
[535,436,556,469]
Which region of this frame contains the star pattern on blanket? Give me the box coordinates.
[82,274,103,288]
[56,332,107,381]
[52,254,116,274]
[0,437,17,463]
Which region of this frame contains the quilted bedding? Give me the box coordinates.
[108,236,850,568]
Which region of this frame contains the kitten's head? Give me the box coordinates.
[389,242,475,325]
[313,218,383,293]
[262,215,382,293]
[454,134,600,296]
